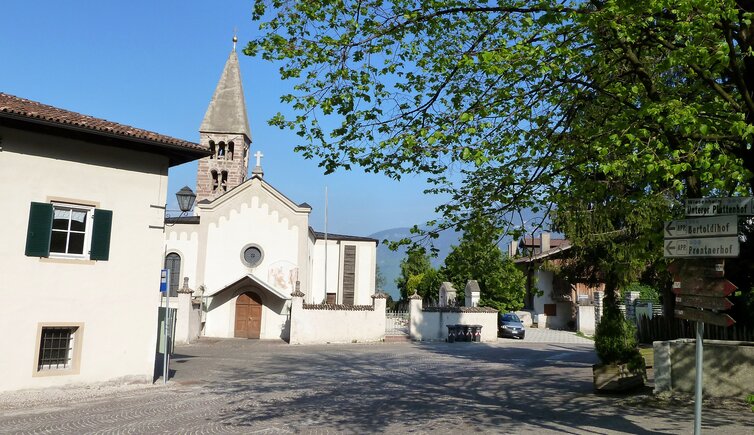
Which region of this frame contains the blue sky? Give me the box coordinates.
[1,0,442,236]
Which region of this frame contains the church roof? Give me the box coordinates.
[310,228,379,244]
[200,50,251,141]
[0,93,209,166]
[205,274,291,300]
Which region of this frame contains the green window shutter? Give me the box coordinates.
[25,202,53,257]
[90,209,113,261]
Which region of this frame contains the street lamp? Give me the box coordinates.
[175,186,196,213]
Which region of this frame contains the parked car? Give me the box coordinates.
[499,312,525,339]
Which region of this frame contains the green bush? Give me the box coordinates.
[595,304,644,370]
[620,282,660,302]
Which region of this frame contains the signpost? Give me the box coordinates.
[663,236,739,258]
[160,269,170,385]
[685,197,753,216]
[675,295,733,312]
[663,198,747,435]
[664,215,737,238]
[673,307,736,327]
[667,259,724,278]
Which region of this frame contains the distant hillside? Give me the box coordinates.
[369,227,460,300]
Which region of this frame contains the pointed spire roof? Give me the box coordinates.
[200,47,251,141]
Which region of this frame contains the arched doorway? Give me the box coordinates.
[234,292,262,339]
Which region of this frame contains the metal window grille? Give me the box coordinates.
[38,327,75,370]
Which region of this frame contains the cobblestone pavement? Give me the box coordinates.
[1,338,751,434]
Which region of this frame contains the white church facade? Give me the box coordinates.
[165,43,378,341]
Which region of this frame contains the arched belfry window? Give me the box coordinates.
[209,141,215,159]
[211,170,219,191]
[228,142,234,160]
[221,171,228,191]
[218,142,226,158]
[164,253,181,297]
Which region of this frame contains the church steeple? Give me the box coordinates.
[196,38,252,203]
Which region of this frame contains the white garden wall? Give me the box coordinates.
[289,293,387,344]
[408,298,498,342]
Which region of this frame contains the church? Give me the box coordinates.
[164,40,378,341]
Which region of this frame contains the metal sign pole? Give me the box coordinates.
[694,320,704,435]
[161,269,170,385]
[164,285,170,384]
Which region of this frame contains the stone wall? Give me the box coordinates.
[654,339,754,397]
[408,296,498,342]
[289,292,387,344]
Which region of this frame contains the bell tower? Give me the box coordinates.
[196,36,252,203]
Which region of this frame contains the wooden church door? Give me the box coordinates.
[234,292,262,339]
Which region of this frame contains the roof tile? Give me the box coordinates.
[0,92,203,151]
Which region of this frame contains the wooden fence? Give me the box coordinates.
[636,315,754,344]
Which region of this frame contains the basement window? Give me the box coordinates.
[36,325,82,373]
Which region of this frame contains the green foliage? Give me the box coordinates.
[594,304,644,369]
[248,0,754,323]
[396,248,439,302]
[441,215,526,312]
[621,283,660,302]
[375,265,386,292]
[746,394,754,412]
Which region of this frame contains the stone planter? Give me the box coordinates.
[593,362,645,392]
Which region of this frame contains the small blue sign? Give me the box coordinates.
[160,269,169,293]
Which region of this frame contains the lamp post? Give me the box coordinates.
[162,185,196,384]
[175,186,196,214]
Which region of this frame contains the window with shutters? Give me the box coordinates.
[342,245,356,305]
[25,202,112,261]
[50,204,93,257]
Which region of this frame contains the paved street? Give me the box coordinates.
[0,331,751,434]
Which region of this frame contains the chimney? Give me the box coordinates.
[540,232,551,253]
[508,239,519,257]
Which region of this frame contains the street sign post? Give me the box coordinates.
[664,215,737,238]
[675,295,733,311]
[667,259,724,278]
[160,269,170,385]
[685,197,754,216]
[667,198,748,435]
[671,277,737,297]
[664,237,739,258]
[674,307,736,327]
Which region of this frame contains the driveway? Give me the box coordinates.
[0,338,751,434]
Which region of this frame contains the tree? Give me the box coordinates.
[395,248,439,301]
[442,216,526,312]
[248,1,754,318]
[375,265,386,292]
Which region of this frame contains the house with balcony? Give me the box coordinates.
[511,233,604,329]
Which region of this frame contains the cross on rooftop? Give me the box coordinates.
[254,150,263,167]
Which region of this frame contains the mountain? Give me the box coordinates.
[369,227,461,300]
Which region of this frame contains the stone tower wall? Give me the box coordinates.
[196,132,250,203]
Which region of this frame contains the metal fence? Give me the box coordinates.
[385,310,409,336]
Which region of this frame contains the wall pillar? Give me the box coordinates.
[465,280,480,307]
[175,277,195,344]
[289,282,305,345]
[438,282,457,307]
[372,292,388,338]
[593,291,604,325]
[408,292,423,340]
[625,291,640,324]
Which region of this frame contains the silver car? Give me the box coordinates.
[499,312,525,339]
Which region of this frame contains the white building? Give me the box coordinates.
[0,93,208,392]
[164,43,378,341]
